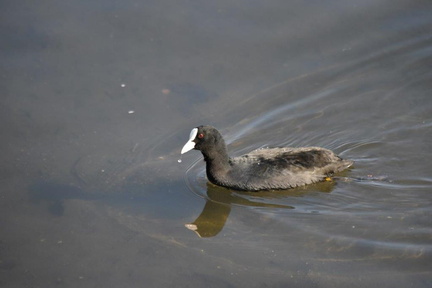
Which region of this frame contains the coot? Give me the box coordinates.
[181,125,353,191]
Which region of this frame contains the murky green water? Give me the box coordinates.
[1,0,432,287]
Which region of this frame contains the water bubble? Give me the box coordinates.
[178,159,182,163]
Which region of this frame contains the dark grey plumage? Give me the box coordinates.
[181,125,353,191]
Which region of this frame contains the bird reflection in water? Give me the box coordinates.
[185,180,336,238]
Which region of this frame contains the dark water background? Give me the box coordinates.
[2,0,432,287]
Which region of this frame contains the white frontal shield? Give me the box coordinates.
[181,128,198,154]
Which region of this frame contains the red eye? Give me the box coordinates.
[198,133,204,139]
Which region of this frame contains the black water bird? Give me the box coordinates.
[181,125,353,191]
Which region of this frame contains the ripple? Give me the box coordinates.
[179,29,432,254]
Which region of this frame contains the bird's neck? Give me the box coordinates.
[201,146,231,178]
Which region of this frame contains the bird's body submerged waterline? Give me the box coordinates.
[181,125,353,191]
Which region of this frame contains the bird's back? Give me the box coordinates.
[224,147,353,190]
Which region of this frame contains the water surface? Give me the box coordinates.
[1,0,432,287]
